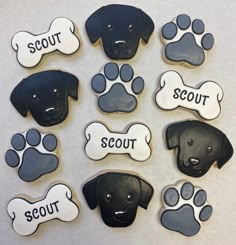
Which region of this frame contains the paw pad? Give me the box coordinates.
[161,14,214,67]
[5,129,59,182]
[91,62,144,113]
[160,181,213,237]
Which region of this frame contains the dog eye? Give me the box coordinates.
[53,88,59,96]
[106,193,112,201]
[127,194,133,201]
[107,24,113,31]
[128,24,134,32]
[188,139,193,146]
[32,94,38,101]
[207,146,213,153]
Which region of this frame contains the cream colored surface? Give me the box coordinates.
[0,0,236,244]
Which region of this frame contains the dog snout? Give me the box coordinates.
[189,158,200,165]
[115,40,126,48]
[45,107,56,116]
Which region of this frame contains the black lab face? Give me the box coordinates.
[10,70,78,126]
[83,172,154,227]
[166,120,234,177]
[86,4,154,59]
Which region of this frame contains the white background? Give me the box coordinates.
[0,0,236,244]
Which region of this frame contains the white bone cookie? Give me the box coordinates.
[155,71,223,120]
[85,122,152,161]
[7,183,79,236]
[12,17,80,68]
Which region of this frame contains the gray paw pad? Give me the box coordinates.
[160,181,213,237]
[91,62,144,113]
[162,14,214,67]
[5,129,58,182]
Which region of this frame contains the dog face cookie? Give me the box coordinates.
[155,71,223,120]
[85,122,151,161]
[160,181,213,237]
[91,62,144,113]
[166,120,233,177]
[10,70,78,126]
[161,14,214,67]
[83,172,153,227]
[5,129,58,182]
[12,17,80,68]
[86,4,154,59]
[7,183,79,236]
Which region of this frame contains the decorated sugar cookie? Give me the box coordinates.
[12,17,80,68]
[91,62,144,113]
[7,183,79,236]
[86,4,154,59]
[155,70,223,120]
[10,70,79,127]
[161,14,214,67]
[166,120,233,177]
[83,172,154,227]
[5,128,59,182]
[85,122,151,161]
[160,181,213,237]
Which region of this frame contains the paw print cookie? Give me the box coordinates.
[5,129,59,182]
[91,62,144,113]
[161,14,214,67]
[160,181,213,237]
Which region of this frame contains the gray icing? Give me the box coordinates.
[5,129,59,182]
[161,182,213,237]
[26,129,41,146]
[11,133,25,151]
[92,62,144,113]
[162,14,214,66]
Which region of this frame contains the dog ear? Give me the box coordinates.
[61,71,79,100]
[85,7,104,43]
[166,121,188,149]
[217,135,234,169]
[10,80,28,117]
[138,177,154,209]
[140,9,154,44]
[83,175,103,210]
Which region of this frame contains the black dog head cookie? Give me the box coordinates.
[86,4,154,59]
[166,120,233,177]
[161,14,214,67]
[83,172,154,227]
[91,62,144,113]
[160,181,213,237]
[5,128,59,182]
[10,70,78,126]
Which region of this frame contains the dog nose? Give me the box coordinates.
[115,40,126,48]
[114,211,126,218]
[189,158,200,165]
[45,107,56,116]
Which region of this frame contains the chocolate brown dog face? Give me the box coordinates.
[10,70,78,127]
[82,172,153,227]
[166,120,233,177]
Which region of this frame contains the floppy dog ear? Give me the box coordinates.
[138,177,154,209]
[166,121,188,149]
[83,175,102,210]
[140,9,154,44]
[61,71,79,100]
[217,135,234,169]
[85,7,104,43]
[10,80,28,117]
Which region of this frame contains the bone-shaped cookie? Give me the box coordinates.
[12,17,80,68]
[85,122,152,161]
[7,183,79,236]
[155,71,223,120]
